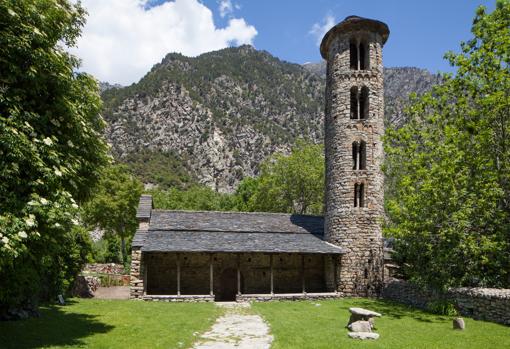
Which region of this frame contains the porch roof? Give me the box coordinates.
[140,230,343,254]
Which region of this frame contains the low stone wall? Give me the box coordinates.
[382,278,437,309]
[382,279,510,326]
[85,263,124,275]
[450,288,510,325]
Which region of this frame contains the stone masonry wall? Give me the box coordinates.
[383,279,510,325]
[324,29,386,297]
[130,219,149,299]
[130,248,144,299]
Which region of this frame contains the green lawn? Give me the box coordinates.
[253,298,510,349]
[0,299,220,349]
[1,298,508,349]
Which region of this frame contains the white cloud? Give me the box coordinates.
[309,14,336,46]
[218,0,232,17]
[70,0,257,85]
[218,0,240,18]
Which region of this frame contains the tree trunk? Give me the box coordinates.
[121,236,127,268]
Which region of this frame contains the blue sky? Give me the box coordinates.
[73,0,496,84]
[200,0,495,73]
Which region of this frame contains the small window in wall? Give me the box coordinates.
[349,39,370,70]
[350,86,369,120]
[359,141,367,170]
[352,141,359,170]
[359,86,369,119]
[352,142,367,171]
[350,87,358,119]
[349,39,358,70]
[354,183,365,207]
[359,42,366,70]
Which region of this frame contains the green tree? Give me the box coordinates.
[238,141,324,215]
[150,185,236,211]
[83,165,143,267]
[0,0,109,311]
[384,1,510,290]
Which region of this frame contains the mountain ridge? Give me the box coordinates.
[101,45,441,192]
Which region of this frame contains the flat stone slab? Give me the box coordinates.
[348,332,380,340]
[349,307,381,317]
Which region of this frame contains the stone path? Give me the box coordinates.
[93,286,130,299]
[192,302,273,349]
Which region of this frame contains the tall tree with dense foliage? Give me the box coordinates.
[384,1,510,291]
[83,165,143,266]
[0,0,109,312]
[237,142,325,215]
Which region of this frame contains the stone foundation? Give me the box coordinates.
[236,292,340,302]
[142,295,214,302]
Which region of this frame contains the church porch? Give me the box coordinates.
[142,252,340,302]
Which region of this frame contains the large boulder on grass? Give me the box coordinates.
[453,317,465,330]
[348,320,372,333]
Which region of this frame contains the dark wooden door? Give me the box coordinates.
[216,268,237,301]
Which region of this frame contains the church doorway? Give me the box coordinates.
[216,268,237,301]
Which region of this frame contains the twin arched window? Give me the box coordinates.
[352,141,367,170]
[354,183,365,207]
[350,86,369,120]
[350,39,369,70]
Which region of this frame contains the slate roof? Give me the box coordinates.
[149,210,325,235]
[136,195,153,220]
[133,207,344,254]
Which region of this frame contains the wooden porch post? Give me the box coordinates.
[209,254,214,296]
[237,254,241,296]
[333,255,338,293]
[270,254,274,295]
[301,254,306,294]
[177,253,181,296]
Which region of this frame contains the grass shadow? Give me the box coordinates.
[351,298,449,323]
[0,304,114,349]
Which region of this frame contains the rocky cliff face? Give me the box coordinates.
[102,46,440,192]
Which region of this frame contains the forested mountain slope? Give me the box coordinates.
[102,45,440,192]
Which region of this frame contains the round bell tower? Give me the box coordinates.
[321,16,389,297]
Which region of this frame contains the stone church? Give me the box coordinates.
[130,16,389,301]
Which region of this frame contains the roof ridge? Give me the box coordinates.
[148,229,324,235]
[151,209,324,219]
